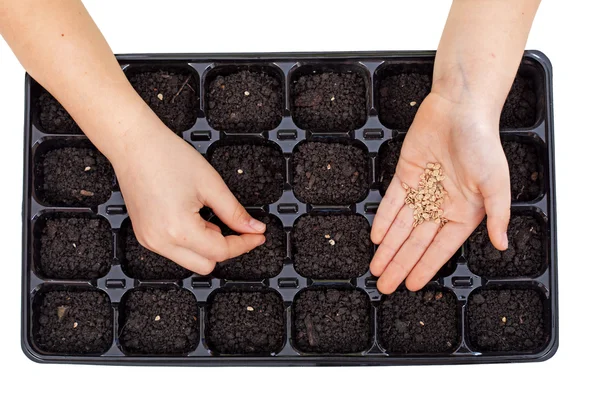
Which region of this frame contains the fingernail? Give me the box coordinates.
[249,218,266,233]
[502,232,509,249]
[260,235,267,245]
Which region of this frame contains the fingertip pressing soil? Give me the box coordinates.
[467,215,545,278]
[293,214,371,279]
[207,70,283,132]
[377,73,432,130]
[38,147,114,207]
[468,288,546,352]
[124,223,191,280]
[210,144,285,205]
[37,90,81,134]
[34,290,113,354]
[39,217,112,280]
[291,141,369,204]
[128,69,199,133]
[500,74,537,128]
[379,289,459,353]
[293,288,371,353]
[206,290,285,354]
[120,287,199,354]
[503,141,542,202]
[378,137,403,194]
[292,71,367,132]
[213,215,285,280]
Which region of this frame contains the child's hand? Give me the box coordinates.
[370,91,510,293]
[112,118,266,276]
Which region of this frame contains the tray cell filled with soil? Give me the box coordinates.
[467,213,546,278]
[121,220,191,281]
[291,140,369,204]
[205,289,285,355]
[374,63,433,131]
[290,64,369,132]
[500,66,542,129]
[33,288,113,354]
[209,141,285,205]
[378,136,404,194]
[126,66,200,133]
[119,287,199,355]
[35,86,81,134]
[292,213,372,279]
[467,287,548,352]
[34,140,114,207]
[293,287,372,354]
[503,138,544,202]
[205,65,284,132]
[378,288,460,354]
[34,213,112,280]
[211,214,285,280]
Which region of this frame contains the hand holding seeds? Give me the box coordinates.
[112,114,267,276]
[370,93,511,294]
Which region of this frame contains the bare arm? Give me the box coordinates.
[371,0,541,293]
[0,0,267,274]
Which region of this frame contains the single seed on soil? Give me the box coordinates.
[501,316,507,323]
[237,169,243,174]
[531,171,539,181]
[80,189,94,197]
[326,163,331,170]
[154,315,161,321]
[328,239,336,246]
[419,321,425,326]
[410,101,417,106]
[84,166,91,172]
[57,306,68,320]
[435,292,443,300]
[330,96,335,101]
[72,243,76,248]
[73,322,78,328]
[246,306,254,312]
[157,93,163,101]
[324,234,331,239]
[244,91,250,96]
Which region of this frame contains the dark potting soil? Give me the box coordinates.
[207,70,283,132]
[124,223,191,280]
[379,137,403,194]
[37,90,81,134]
[292,72,367,132]
[206,290,285,354]
[377,72,432,131]
[38,147,114,207]
[468,289,546,352]
[210,144,285,205]
[120,287,199,354]
[128,69,199,133]
[213,215,285,280]
[34,290,113,354]
[293,288,371,353]
[500,74,537,128]
[379,289,459,353]
[292,214,371,279]
[39,217,112,280]
[503,141,542,202]
[291,141,369,204]
[467,215,544,278]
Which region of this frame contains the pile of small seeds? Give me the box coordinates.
[403,162,449,227]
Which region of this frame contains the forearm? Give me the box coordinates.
[433,0,541,117]
[0,0,154,162]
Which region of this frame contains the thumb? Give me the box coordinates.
[479,156,511,251]
[202,172,266,235]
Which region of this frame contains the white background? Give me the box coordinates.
[0,0,598,398]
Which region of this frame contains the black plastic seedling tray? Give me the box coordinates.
[21,51,558,366]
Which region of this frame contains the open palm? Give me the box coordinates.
[370,92,511,293]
